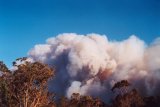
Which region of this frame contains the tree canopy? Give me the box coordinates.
[0,58,55,107]
[0,58,160,107]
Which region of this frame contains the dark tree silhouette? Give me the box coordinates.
[111,80,144,107]
[112,80,130,92]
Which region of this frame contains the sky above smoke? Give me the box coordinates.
[28,33,160,101]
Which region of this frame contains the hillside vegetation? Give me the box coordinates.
[0,58,160,107]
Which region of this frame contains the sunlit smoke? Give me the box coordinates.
[28,33,160,101]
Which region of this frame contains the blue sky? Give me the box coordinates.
[0,0,160,67]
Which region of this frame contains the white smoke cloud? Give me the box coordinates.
[10,57,34,72]
[28,33,160,101]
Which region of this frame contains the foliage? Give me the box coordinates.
[111,80,160,107]
[0,61,10,73]
[1,58,160,107]
[0,58,55,107]
[111,80,131,94]
[112,89,144,107]
[58,93,106,107]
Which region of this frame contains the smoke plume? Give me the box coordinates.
[28,33,160,101]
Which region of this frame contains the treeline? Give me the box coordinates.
[0,58,160,107]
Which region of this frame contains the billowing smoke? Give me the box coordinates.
[28,33,160,101]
